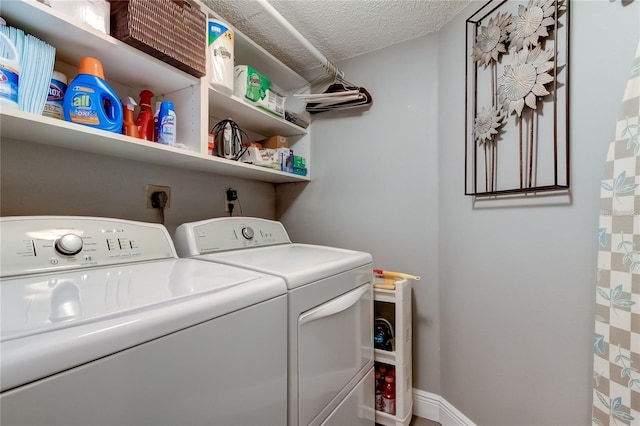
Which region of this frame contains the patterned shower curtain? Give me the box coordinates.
[593,41,640,426]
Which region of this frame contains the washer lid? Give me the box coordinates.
[196,243,372,289]
[1,259,286,391]
[1,259,283,341]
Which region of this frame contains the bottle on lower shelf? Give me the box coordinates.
[381,374,396,415]
[375,362,396,415]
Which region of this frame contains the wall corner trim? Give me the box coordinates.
[412,388,477,426]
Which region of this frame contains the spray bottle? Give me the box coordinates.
[123,96,140,138]
[157,100,176,146]
[153,101,161,142]
[135,89,154,141]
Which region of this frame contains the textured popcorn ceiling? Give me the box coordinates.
[202,0,470,75]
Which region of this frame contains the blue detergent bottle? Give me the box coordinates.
[63,57,122,133]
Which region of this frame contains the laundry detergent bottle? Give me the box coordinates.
[63,57,123,133]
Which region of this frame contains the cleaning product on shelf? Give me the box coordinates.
[63,56,123,133]
[136,89,154,141]
[153,101,161,142]
[42,70,67,119]
[122,96,139,138]
[1,19,55,115]
[0,21,20,110]
[207,19,234,94]
[157,100,176,146]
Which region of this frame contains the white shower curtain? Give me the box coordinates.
[593,40,640,426]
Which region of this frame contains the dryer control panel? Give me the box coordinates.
[175,217,291,256]
[0,217,177,278]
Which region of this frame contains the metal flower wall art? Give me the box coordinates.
[465,0,570,196]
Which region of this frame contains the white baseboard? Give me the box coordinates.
[412,389,477,426]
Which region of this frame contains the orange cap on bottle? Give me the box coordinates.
[78,57,105,79]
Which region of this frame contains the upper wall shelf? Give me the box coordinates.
[0,0,198,94]
[201,1,308,93]
[1,109,309,183]
[1,0,312,183]
[208,87,307,137]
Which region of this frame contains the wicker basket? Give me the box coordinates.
[109,0,206,78]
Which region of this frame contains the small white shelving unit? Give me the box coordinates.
[374,279,413,426]
[0,0,311,184]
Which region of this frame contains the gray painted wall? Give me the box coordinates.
[279,0,640,424]
[438,1,638,425]
[0,138,276,236]
[277,31,443,392]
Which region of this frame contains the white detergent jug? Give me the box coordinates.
[0,27,20,110]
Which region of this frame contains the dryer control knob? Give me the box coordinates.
[241,226,254,240]
[55,234,83,256]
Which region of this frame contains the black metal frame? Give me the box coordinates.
[464,0,571,197]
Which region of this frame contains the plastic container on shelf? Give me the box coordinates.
[0,29,20,110]
[63,57,123,133]
[135,90,154,141]
[382,375,396,415]
[157,100,176,146]
[43,71,67,119]
[122,96,139,138]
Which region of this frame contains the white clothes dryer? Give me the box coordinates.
[0,216,288,426]
[175,217,375,426]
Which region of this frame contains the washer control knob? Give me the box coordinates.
[55,234,83,256]
[241,226,254,240]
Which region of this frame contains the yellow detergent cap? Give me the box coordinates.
[78,56,105,79]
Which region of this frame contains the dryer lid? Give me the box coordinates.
[196,243,372,289]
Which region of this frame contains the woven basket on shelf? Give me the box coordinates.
[109,0,206,78]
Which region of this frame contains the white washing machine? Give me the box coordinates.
[0,216,288,426]
[175,217,375,426]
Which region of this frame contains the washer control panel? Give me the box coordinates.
[175,217,291,256]
[0,217,176,278]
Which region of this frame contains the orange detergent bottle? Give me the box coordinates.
[123,96,139,138]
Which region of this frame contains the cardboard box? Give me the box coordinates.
[293,167,307,176]
[259,135,288,149]
[280,149,293,173]
[293,155,306,169]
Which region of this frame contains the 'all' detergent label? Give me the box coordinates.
[0,64,19,106]
[43,78,67,120]
[68,86,99,125]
